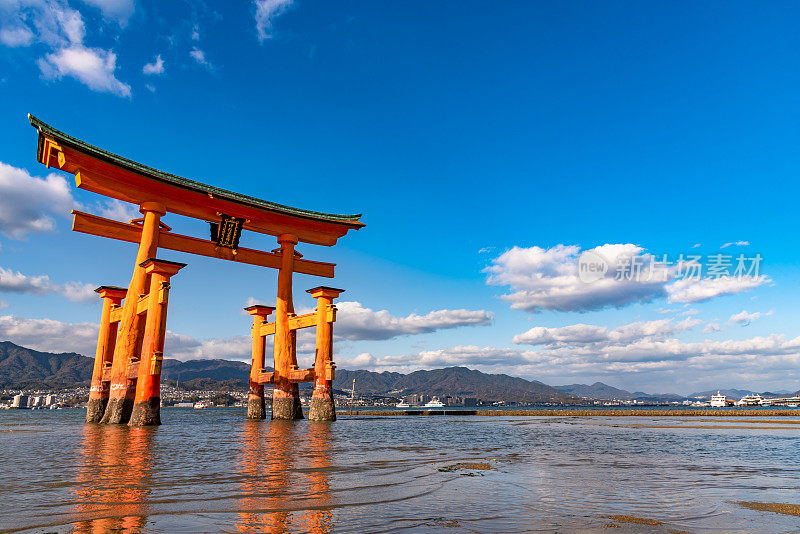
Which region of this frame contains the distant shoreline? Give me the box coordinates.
[345,409,800,417]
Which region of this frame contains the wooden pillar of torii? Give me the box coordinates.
[28,114,364,426]
[245,285,343,421]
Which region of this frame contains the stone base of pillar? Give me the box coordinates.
[86,398,108,424]
[129,397,161,426]
[272,396,304,420]
[101,396,134,425]
[308,396,336,421]
[247,394,266,420]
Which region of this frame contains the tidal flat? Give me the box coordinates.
[1,409,799,533]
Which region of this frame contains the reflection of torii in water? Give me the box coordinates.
[237,421,333,533]
[72,425,154,532]
[28,114,364,425]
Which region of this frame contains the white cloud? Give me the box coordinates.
[339,332,800,394]
[254,0,292,41]
[0,314,100,355]
[0,314,255,361]
[485,244,669,313]
[1,0,130,97]
[0,1,81,48]
[79,0,134,25]
[0,25,34,47]
[333,301,493,341]
[703,323,721,333]
[0,162,77,239]
[721,241,750,249]
[39,44,131,97]
[512,318,702,346]
[60,281,96,302]
[0,267,96,302]
[486,244,770,313]
[190,47,207,65]
[7,300,492,362]
[142,54,164,75]
[164,332,253,361]
[667,275,769,304]
[728,309,773,327]
[95,199,139,221]
[339,345,528,370]
[191,25,200,41]
[0,267,52,295]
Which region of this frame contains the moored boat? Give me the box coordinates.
[709,391,728,407]
[735,394,764,407]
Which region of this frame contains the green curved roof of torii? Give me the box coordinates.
[28,114,363,225]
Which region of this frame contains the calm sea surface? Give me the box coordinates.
[1,409,800,533]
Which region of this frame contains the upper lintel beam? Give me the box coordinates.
[72,210,336,278]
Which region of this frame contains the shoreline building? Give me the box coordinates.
[11,394,28,409]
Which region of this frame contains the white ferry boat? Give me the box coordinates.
[735,394,764,407]
[193,400,214,409]
[395,401,410,408]
[424,398,445,408]
[709,391,728,407]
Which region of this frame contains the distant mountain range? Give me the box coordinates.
[0,341,577,402]
[0,341,93,388]
[555,382,638,400]
[333,367,579,403]
[2,341,797,400]
[0,341,252,389]
[554,382,687,402]
[554,381,800,401]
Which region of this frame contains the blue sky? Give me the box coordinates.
[1,1,800,395]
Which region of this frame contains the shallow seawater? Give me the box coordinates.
[1,409,800,533]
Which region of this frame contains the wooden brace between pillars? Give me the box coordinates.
[246,286,341,387]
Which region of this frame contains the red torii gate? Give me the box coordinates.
[29,114,364,425]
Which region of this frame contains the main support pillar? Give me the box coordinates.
[272,234,303,420]
[245,305,274,420]
[86,286,126,423]
[102,202,166,424]
[307,286,344,421]
[129,259,185,426]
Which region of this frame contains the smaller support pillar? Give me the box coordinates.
[86,286,126,423]
[129,259,185,426]
[272,234,304,420]
[307,286,344,422]
[244,304,274,420]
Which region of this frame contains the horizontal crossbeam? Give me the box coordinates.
[251,367,323,385]
[256,308,336,337]
[72,211,336,278]
[101,361,139,381]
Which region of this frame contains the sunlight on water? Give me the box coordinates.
[1,409,799,533]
